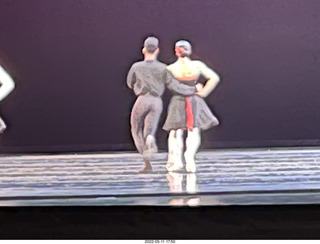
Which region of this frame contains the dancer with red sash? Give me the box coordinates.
[164,40,220,173]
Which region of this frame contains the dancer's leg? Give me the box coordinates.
[167,129,184,172]
[184,127,201,173]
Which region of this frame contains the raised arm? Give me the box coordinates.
[0,65,15,102]
[196,61,220,97]
[126,65,136,89]
[164,69,196,96]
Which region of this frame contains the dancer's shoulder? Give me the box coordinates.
[166,61,179,71]
[155,60,167,69]
[192,60,207,67]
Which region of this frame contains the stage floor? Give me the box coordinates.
[1,147,320,206]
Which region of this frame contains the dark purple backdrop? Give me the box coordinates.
[0,0,320,153]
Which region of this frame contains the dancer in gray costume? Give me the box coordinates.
[127,37,198,173]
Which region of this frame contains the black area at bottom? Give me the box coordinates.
[1,206,320,239]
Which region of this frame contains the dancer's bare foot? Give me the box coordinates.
[138,158,153,174]
[138,166,153,174]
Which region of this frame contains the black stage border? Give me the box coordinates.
[2,188,320,201]
[1,205,320,239]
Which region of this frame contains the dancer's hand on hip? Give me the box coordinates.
[195,83,203,92]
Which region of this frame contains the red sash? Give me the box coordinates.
[185,97,193,129]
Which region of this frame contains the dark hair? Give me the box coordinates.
[146,45,157,53]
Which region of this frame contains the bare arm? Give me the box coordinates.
[0,65,15,102]
[126,65,136,89]
[196,61,220,97]
[164,69,196,96]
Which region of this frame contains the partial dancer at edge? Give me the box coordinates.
[0,64,15,133]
